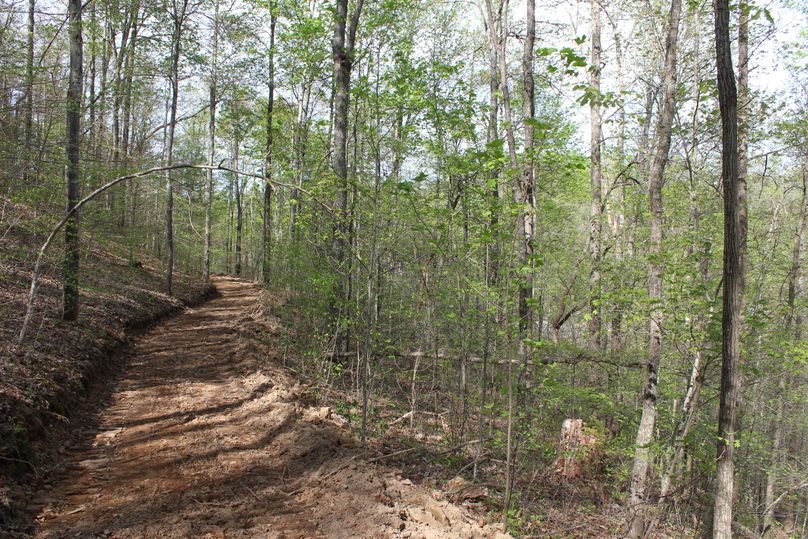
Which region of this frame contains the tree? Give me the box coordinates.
[63,0,83,321]
[263,1,276,283]
[165,0,191,294]
[204,0,219,282]
[588,0,602,349]
[331,0,364,353]
[712,0,746,531]
[627,0,682,534]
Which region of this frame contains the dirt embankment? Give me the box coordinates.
[27,278,510,539]
[0,197,211,531]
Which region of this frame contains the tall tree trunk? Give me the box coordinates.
[97,21,110,156]
[608,16,625,352]
[121,2,140,231]
[627,0,682,535]
[24,0,34,186]
[263,5,276,283]
[475,17,499,479]
[650,25,709,524]
[588,0,602,349]
[712,0,746,530]
[63,0,82,321]
[164,0,189,294]
[521,0,535,360]
[234,129,242,277]
[88,0,96,151]
[331,0,364,353]
[204,0,218,281]
[110,14,132,215]
[483,0,520,524]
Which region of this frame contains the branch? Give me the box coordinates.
[17,163,334,343]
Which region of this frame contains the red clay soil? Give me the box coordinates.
[30,278,510,539]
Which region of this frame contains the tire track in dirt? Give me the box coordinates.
[31,277,510,539]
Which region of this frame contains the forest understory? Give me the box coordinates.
[2,0,808,534]
[1,199,667,539]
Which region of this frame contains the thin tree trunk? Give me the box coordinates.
[712,0,746,529]
[627,0,682,534]
[234,129,242,277]
[331,0,364,353]
[122,2,139,230]
[608,18,625,352]
[263,5,276,283]
[588,0,602,349]
[521,0,536,360]
[63,0,83,321]
[475,23,499,479]
[24,0,34,186]
[483,0,520,524]
[204,0,218,281]
[88,0,96,150]
[164,0,189,294]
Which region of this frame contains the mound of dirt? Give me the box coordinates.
[29,278,510,538]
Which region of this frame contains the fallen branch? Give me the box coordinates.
[367,439,480,464]
[388,411,413,426]
[0,454,37,472]
[327,349,643,370]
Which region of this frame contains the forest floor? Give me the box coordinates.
[28,277,511,539]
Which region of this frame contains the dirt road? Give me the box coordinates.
[32,278,507,539]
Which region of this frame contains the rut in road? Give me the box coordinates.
[32,277,509,539]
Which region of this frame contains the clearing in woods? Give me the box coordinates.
[31,277,508,539]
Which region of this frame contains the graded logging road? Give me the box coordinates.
[32,277,508,539]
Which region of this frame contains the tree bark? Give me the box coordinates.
[263,4,276,283]
[63,0,83,321]
[331,0,364,352]
[712,0,746,530]
[204,0,219,281]
[24,0,34,186]
[164,0,189,294]
[588,0,602,349]
[627,0,681,534]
